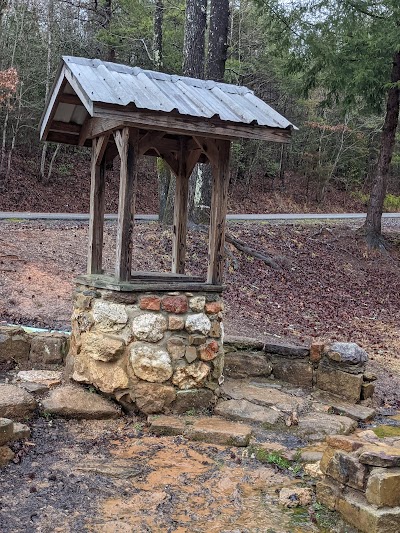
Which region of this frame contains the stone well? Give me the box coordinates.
[67,284,224,414]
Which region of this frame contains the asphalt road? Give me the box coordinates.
[0,211,399,221]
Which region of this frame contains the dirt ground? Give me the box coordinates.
[0,218,400,407]
[0,417,357,533]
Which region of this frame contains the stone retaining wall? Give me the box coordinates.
[224,336,374,404]
[317,435,400,532]
[0,326,68,368]
[66,284,224,414]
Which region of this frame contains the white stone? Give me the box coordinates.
[172,361,210,389]
[185,313,211,335]
[132,313,167,342]
[189,296,206,313]
[92,300,128,332]
[130,342,173,383]
[17,370,62,386]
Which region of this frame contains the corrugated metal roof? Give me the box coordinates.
[62,56,296,130]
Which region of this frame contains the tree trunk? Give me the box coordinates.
[207,0,229,81]
[103,0,115,61]
[182,0,207,78]
[39,0,53,182]
[153,0,163,70]
[363,51,400,248]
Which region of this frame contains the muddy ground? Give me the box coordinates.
[0,417,357,533]
[0,218,399,407]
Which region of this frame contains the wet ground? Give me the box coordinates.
[0,416,359,533]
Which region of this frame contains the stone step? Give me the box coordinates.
[312,391,376,422]
[148,415,252,447]
[221,379,306,413]
[215,399,283,426]
[295,413,357,442]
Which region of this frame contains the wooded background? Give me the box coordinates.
[0,1,399,245]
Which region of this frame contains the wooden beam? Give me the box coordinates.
[115,128,139,281]
[79,115,91,146]
[59,93,82,106]
[93,134,110,166]
[193,136,220,167]
[87,139,106,275]
[172,138,189,274]
[138,130,166,156]
[92,107,292,143]
[207,140,231,284]
[40,71,67,141]
[51,121,80,134]
[46,131,80,145]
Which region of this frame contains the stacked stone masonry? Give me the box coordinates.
[67,284,224,414]
[224,337,374,404]
[317,435,400,533]
[0,325,68,368]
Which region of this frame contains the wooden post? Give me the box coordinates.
[87,135,108,274]
[115,128,138,281]
[172,138,189,274]
[207,139,231,284]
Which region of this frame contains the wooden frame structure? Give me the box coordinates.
[39,57,295,291]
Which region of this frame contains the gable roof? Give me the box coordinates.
[40,56,297,145]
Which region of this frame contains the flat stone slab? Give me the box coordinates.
[224,352,272,379]
[17,370,62,388]
[0,418,14,446]
[149,415,252,447]
[41,385,121,420]
[358,445,400,468]
[215,399,282,426]
[311,392,376,422]
[221,379,306,413]
[296,413,357,442]
[0,384,36,419]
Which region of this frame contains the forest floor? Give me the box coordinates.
[0,152,367,215]
[0,218,399,408]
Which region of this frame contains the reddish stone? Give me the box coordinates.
[140,296,161,311]
[198,340,219,361]
[205,301,223,314]
[162,296,188,314]
[310,342,325,363]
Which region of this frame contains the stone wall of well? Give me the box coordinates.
[67,284,224,414]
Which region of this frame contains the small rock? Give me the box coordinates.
[185,346,197,363]
[168,315,185,331]
[198,340,219,362]
[171,389,214,414]
[185,314,211,335]
[132,313,167,342]
[166,337,186,360]
[139,296,161,311]
[310,342,325,363]
[161,296,188,314]
[189,296,205,313]
[11,422,30,441]
[326,435,365,452]
[361,382,375,400]
[188,335,207,346]
[358,445,400,468]
[363,372,377,382]
[0,418,14,446]
[172,361,210,389]
[325,342,368,365]
[304,461,323,478]
[92,300,128,332]
[296,413,357,442]
[17,370,62,388]
[132,382,176,414]
[42,385,120,419]
[205,301,223,314]
[29,333,67,365]
[130,342,173,383]
[0,446,14,467]
[80,332,125,362]
[0,384,36,419]
[279,487,313,508]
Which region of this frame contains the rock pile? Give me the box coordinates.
[317,434,400,532]
[68,285,224,414]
